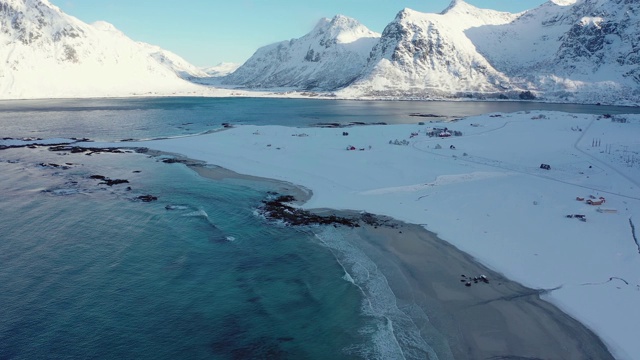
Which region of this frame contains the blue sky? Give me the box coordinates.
[52,0,548,67]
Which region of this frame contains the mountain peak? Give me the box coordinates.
[91,21,120,33]
[311,14,378,44]
[550,0,577,5]
[441,0,473,14]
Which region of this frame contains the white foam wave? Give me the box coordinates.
[45,188,82,196]
[315,227,441,360]
[342,271,355,284]
[165,204,190,210]
[183,209,209,219]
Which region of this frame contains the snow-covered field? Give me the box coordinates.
[107,111,640,359]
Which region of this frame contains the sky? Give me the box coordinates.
[52,0,549,68]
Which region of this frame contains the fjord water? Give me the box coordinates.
[0,147,370,359]
[1,97,637,359]
[1,97,638,141]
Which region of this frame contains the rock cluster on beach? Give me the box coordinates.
[259,194,359,227]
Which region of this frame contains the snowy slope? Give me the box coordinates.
[341,2,519,98]
[0,0,206,99]
[467,0,640,104]
[202,62,241,78]
[222,15,380,90]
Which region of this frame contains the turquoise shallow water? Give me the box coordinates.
[0,147,374,359]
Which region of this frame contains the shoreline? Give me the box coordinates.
[188,163,614,359]
[348,219,614,359]
[143,149,313,205]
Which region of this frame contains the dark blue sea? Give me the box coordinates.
[1,97,638,359]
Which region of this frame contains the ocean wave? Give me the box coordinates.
[315,226,441,360]
[183,209,209,219]
[165,204,191,211]
[43,188,83,196]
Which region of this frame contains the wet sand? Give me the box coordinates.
[345,220,614,359]
[186,162,613,359]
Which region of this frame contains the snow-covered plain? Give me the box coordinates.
[112,111,640,359]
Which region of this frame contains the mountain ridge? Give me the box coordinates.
[1,0,638,104]
[221,15,380,90]
[222,0,639,105]
[0,0,206,99]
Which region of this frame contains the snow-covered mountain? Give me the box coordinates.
[0,0,206,99]
[342,2,519,98]
[345,0,640,103]
[222,15,380,90]
[202,62,241,78]
[3,0,638,103]
[223,0,638,104]
[466,0,640,104]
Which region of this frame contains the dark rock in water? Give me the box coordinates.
[162,158,189,164]
[312,122,342,128]
[137,195,158,202]
[259,195,359,227]
[39,162,61,168]
[49,145,125,154]
[409,113,442,118]
[89,175,129,186]
[100,179,129,186]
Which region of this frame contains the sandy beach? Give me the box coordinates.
[348,219,614,359]
[189,163,614,359]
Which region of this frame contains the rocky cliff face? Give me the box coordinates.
[554,0,639,81]
[0,0,204,99]
[465,0,640,103]
[222,15,380,90]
